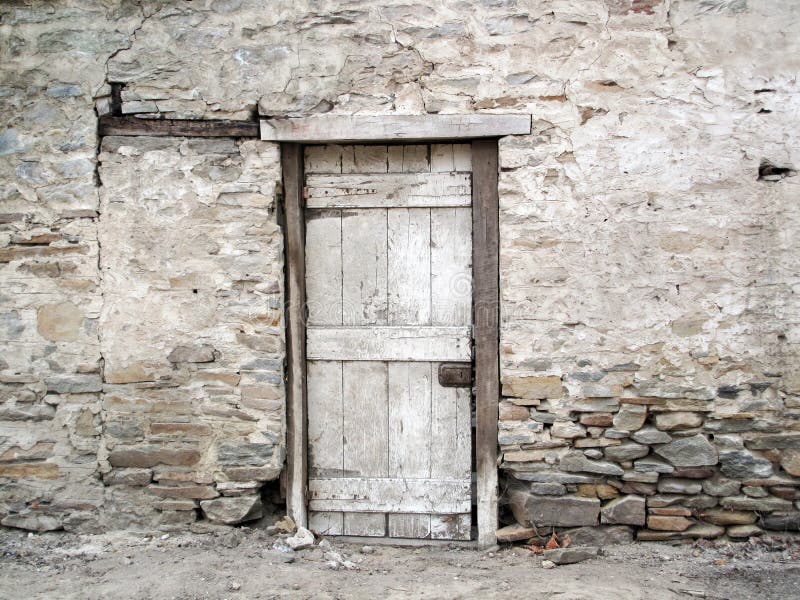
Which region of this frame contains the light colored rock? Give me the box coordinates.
[727,524,763,539]
[502,376,562,400]
[37,302,84,342]
[543,546,600,565]
[631,427,672,445]
[653,412,704,431]
[1,512,63,532]
[286,526,315,550]
[604,443,649,462]
[560,452,624,476]
[780,449,800,476]
[719,449,774,479]
[647,515,693,532]
[496,524,537,543]
[200,495,263,525]
[601,495,646,526]
[551,420,587,439]
[699,509,757,526]
[613,405,647,431]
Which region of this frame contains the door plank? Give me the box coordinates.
[342,209,388,325]
[305,145,343,174]
[308,478,471,513]
[307,360,344,478]
[305,210,343,325]
[307,326,471,361]
[431,370,472,481]
[402,144,430,172]
[453,144,472,171]
[388,362,432,479]
[430,144,455,172]
[388,208,431,325]
[431,207,472,326]
[305,173,471,208]
[309,511,344,535]
[389,514,431,538]
[344,513,386,536]
[343,361,388,477]
[343,145,388,173]
[431,514,471,540]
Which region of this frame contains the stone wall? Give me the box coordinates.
[1,0,799,538]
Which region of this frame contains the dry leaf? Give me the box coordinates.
[545,533,560,550]
[713,559,726,566]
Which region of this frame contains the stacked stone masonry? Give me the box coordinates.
[1,0,799,539]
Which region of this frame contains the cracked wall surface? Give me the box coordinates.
[1,0,799,537]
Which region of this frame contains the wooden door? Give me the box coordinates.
[303,144,474,540]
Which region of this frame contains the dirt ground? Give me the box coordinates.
[0,527,799,600]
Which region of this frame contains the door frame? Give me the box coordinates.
[279,130,506,547]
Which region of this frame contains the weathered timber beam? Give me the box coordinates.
[260,114,532,142]
[98,116,260,138]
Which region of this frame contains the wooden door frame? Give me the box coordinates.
[280,139,501,547]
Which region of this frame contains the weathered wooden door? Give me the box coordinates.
[303,143,473,540]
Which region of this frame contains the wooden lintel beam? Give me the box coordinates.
[98,116,260,138]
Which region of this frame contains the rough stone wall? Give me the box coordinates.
[97,136,284,530]
[1,0,799,537]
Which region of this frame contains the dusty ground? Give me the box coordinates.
[0,527,798,600]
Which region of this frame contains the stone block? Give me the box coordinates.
[502,376,563,400]
[727,524,763,539]
[2,512,63,532]
[613,405,647,431]
[560,452,624,476]
[580,413,613,427]
[37,302,84,341]
[604,442,649,462]
[108,446,201,468]
[496,524,537,543]
[563,526,633,546]
[551,420,586,439]
[508,488,600,527]
[719,449,773,479]
[167,345,217,363]
[601,495,646,526]
[779,449,800,476]
[631,426,672,445]
[200,494,263,525]
[657,479,702,495]
[654,435,718,467]
[654,412,703,431]
[647,515,692,531]
[699,509,757,526]
[543,546,599,565]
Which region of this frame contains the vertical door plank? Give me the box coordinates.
[453,144,472,171]
[388,208,431,325]
[402,144,430,172]
[472,139,500,547]
[343,361,389,477]
[305,210,342,325]
[431,207,472,326]
[389,514,431,538]
[309,511,344,535]
[342,210,388,325]
[387,145,404,173]
[305,145,343,174]
[344,513,386,536]
[307,360,344,478]
[282,143,308,528]
[343,145,388,173]
[431,366,472,481]
[431,514,471,540]
[388,362,432,479]
[430,144,455,172]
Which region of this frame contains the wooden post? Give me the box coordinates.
[471,139,500,547]
[281,143,308,527]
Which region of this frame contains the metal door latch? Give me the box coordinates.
[438,363,472,387]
